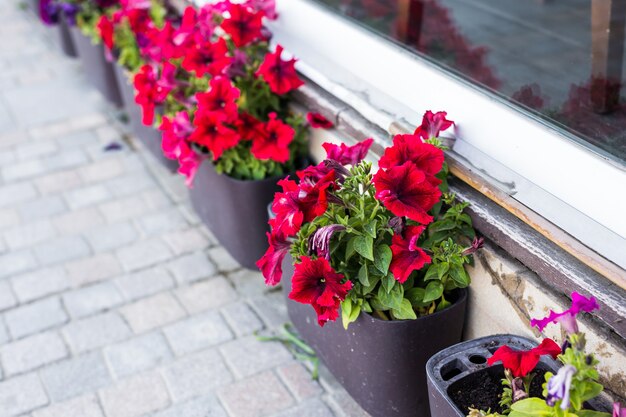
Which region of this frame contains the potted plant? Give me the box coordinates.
[38,0,79,58]
[258,111,482,417]
[66,0,124,106]
[426,292,616,417]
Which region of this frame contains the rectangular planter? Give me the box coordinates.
[112,64,178,172]
[53,14,77,58]
[70,27,123,107]
[281,257,468,417]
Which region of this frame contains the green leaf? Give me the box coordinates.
[449,263,470,287]
[405,287,426,307]
[345,236,357,262]
[358,263,370,287]
[373,244,392,275]
[424,262,449,281]
[341,298,360,329]
[579,381,603,403]
[391,298,417,320]
[423,281,444,303]
[377,283,403,310]
[429,219,457,233]
[362,274,381,294]
[381,274,395,294]
[577,411,612,417]
[354,236,374,261]
[509,398,553,417]
[363,219,377,238]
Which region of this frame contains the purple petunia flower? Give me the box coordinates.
[530,292,599,334]
[60,3,79,26]
[546,365,576,410]
[308,224,345,260]
[614,402,626,417]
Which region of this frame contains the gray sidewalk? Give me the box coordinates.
[0,2,368,416]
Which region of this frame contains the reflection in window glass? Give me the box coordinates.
[312,0,626,164]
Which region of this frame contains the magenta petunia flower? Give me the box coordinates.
[308,224,345,260]
[530,292,600,334]
[413,110,454,140]
[257,231,291,286]
[322,138,373,166]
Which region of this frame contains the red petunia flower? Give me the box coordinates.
[378,134,444,184]
[96,15,114,50]
[133,64,172,126]
[257,231,291,286]
[221,3,263,47]
[289,256,352,327]
[390,225,431,283]
[414,110,454,140]
[177,144,202,188]
[160,111,193,160]
[182,37,231,78]
[172,7,198,49]
[251,113,294,163]
[307,112,334,129]
[487,338,561,378]
[322,138,374,166]
[195,76,240,121]
[188,111,240,160]
[235,112,262,140]
[373,161,441,225]
[256,44,304,95]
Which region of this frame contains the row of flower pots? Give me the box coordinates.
[39,1,620,416]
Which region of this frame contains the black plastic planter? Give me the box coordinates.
[70,28,123,107]
[426,335,609,417]
[112,64,178,172]
[190,165,288,270]
[281,258,468,417]
[53,15,77,58]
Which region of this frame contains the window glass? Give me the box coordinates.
[312,0,626,164]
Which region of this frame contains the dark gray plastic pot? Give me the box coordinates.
[54,15,77,58]
[281,257,468,417]
[190,165,289,270]
[112,64,178,172]
[426,335,609,417]
[70,27,123,107]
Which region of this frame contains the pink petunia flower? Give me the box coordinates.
[530,292,600,334]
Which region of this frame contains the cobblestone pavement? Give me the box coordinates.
[0,2,370,417]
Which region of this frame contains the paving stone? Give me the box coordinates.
[11,266,69,303]
[174,276,238,314]
[0,208,19,231]
[166,252,217,285]
[5,297,68,339]
[78,159,126,183]
[227,269,267,297]
[99,372,170,417]
[217,371,294,417]
[33,236,91,265]
[2,159,47,182]
[98,195,149,224]
[150,395,228,417]
[63,312,131,353]
[277,363,323,401]
[117,239,173,272]
[119,293,186,334]
[43,148,89,171]
[0,373,49,417]
[40,352,111,402]
[63,282,123,318]
[0,250,37,278]
[0,182,38,209]
[249,292,289,329]
[32,393,104,417]
[14,140,58,161]
[0,319,9,345]
[4,219,56,249]
[34,169,82,195]
[219,336,292,379]
[104,332,172,379]
[64,184,111,210]
[0,331,68,376]
[85,222,138,252]
[275,399,335,417]
[161,349,233,402]
[162,228,209,256]
[65,253,122,288]
[140,189,171,210]
[18,195,66,220]
[163,311,233,356]
[52,207,105,235]
[325,390,371,417]
[220,302,264,337]
[137,208,188,236]
[207,246,239,272]
[114,267,174,301]
[105,174,156,198]
[0,281,17,312]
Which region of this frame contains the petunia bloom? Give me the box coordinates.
[378,134,444,184]
[530,292,600,334]
[414,110,454,140]
[546,365,576,410]
[390,225,431,283]
[289,256,352,327]
[373,161,441,225]
[177,145,202,188]
[487,338,561,378]
[182,37,231,78]
[159,111,193,160]
[133,64,172,126]
[256,44,304,95]
[257,231,291,286]
[188,111,240,160]
[322,138,374,166]
[195,76,241,121]
[251,113,294,163]
[221,3,263,47]
[308,224,346,260]
[246,0,277,19]
[613,403,626,417]
[307,112,334,129]
[96,15,115,51]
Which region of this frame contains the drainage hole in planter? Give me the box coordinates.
[469,354,487,364]
[440,359,465,381]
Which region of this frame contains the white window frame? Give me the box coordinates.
[259,0,626,270]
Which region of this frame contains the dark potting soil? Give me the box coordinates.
[449,367,547,414]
